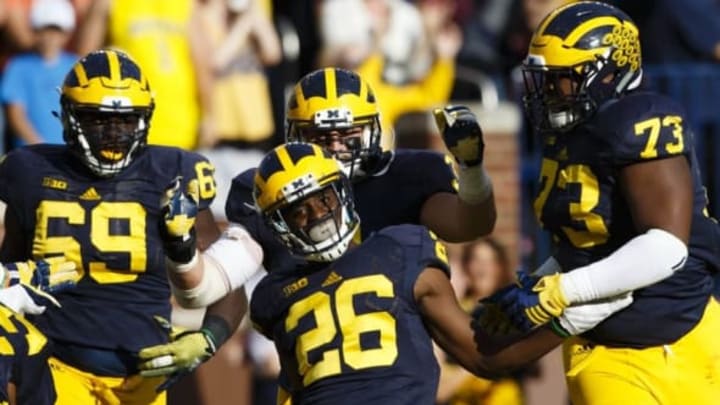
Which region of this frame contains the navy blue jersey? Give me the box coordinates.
[251,225,450,405]
[0,304,55,405]
[534,92,719,347]
[226,149,457,274]
[0,145,216,374]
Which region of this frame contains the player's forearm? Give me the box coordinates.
[472,327,562,377]
[75,0,110,55]
[201,287,247,349]
[455,191,496,238]
[170,224,263,309]
[454,164,496,238]
[559,229,687,304]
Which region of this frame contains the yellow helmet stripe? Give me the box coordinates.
[325,68,337,103]
[275,145,295,175]
[565,16,625,45]
[107,50,121,85]
[73,63,89,87]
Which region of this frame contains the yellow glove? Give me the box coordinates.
[1,257,80,308]
[138,330,216,378]
[527,273,569,324]
[482,271,569,332]
[139,316,218,392]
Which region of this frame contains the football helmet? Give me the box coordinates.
[60,49,154,177]
[253,142,359,262]
[522,1,642,134]
[285,68,382,179]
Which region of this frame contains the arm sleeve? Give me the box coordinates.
[560,229,688,304]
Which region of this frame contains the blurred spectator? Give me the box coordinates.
[77,0,215,150]
[459,238,514,300]
[353,0,461,149]
[1,0,77,147]
[2,0,34,55]
[638,0,720,63]
[198,0,281,150]
[319,0,431,85]
[455,0,519,75]
[436,238,532,405]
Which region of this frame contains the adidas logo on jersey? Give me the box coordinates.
[79,187,101,200]
[321,271,343,287]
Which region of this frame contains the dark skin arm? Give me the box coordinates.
[420,191,497,242]
[414,267,562,378]
[620,155,692,243]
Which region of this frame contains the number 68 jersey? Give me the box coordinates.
[0,145,216,369]
[534,92,720,347]
[250,225,450,405]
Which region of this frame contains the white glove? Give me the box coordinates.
[0,284,51,314]
[551,293,633,336]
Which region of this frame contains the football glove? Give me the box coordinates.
[433,105,485,168]
[550,293,633,337]
[3,257,79,293]
[138,317,217,392]
[0,257,79,314]
[471,302,519,337]
[483,271,569,332]
[160,176,199,263]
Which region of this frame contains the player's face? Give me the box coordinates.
[282,186,342,243]
[542,73,577,98]
[298,126,364,162]
[75,110,141,162]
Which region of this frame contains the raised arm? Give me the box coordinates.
[420,106,496,242]
[75,0,111,55]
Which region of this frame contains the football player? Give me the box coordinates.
[0,49,238,404]
[227,67,496,275]
[248,142,632,404]
[486,2,720,404]
[136,67,499,382]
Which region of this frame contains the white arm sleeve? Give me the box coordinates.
[172,223,264,308]
[457,165,493,204]
[560,228,688,304]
